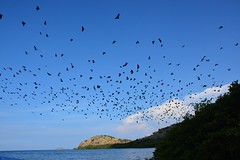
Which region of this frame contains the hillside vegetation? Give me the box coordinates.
[112,126,172,148]
[76,126,172,149]
[77,135,131,149]
[153,81,240,160]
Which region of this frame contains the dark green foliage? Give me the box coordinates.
[112,126,172,148]
[153,81,240,160]
[112,138,157,148]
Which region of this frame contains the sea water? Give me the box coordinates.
[0,148,155,160]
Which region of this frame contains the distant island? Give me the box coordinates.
[76,135,131,149]
[76,126,172,149]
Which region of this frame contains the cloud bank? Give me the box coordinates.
[115,83,230,138]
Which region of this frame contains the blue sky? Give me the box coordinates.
[0,0,240,150]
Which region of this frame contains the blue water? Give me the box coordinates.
[0,148,155,160]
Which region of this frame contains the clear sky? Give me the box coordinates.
[0,0,240,151]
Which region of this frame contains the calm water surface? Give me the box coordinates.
[0,148,155,160]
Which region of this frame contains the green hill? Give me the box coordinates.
[112,126,172,148]
[153,81,240,160]
[76,126,172,149]
[76,135,131,149]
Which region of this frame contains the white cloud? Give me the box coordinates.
[184,84,229,103]
[115,83,230,138]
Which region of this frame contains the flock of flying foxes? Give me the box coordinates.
[0,5,238,123]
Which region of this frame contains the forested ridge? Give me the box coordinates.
[153,81,240,160]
